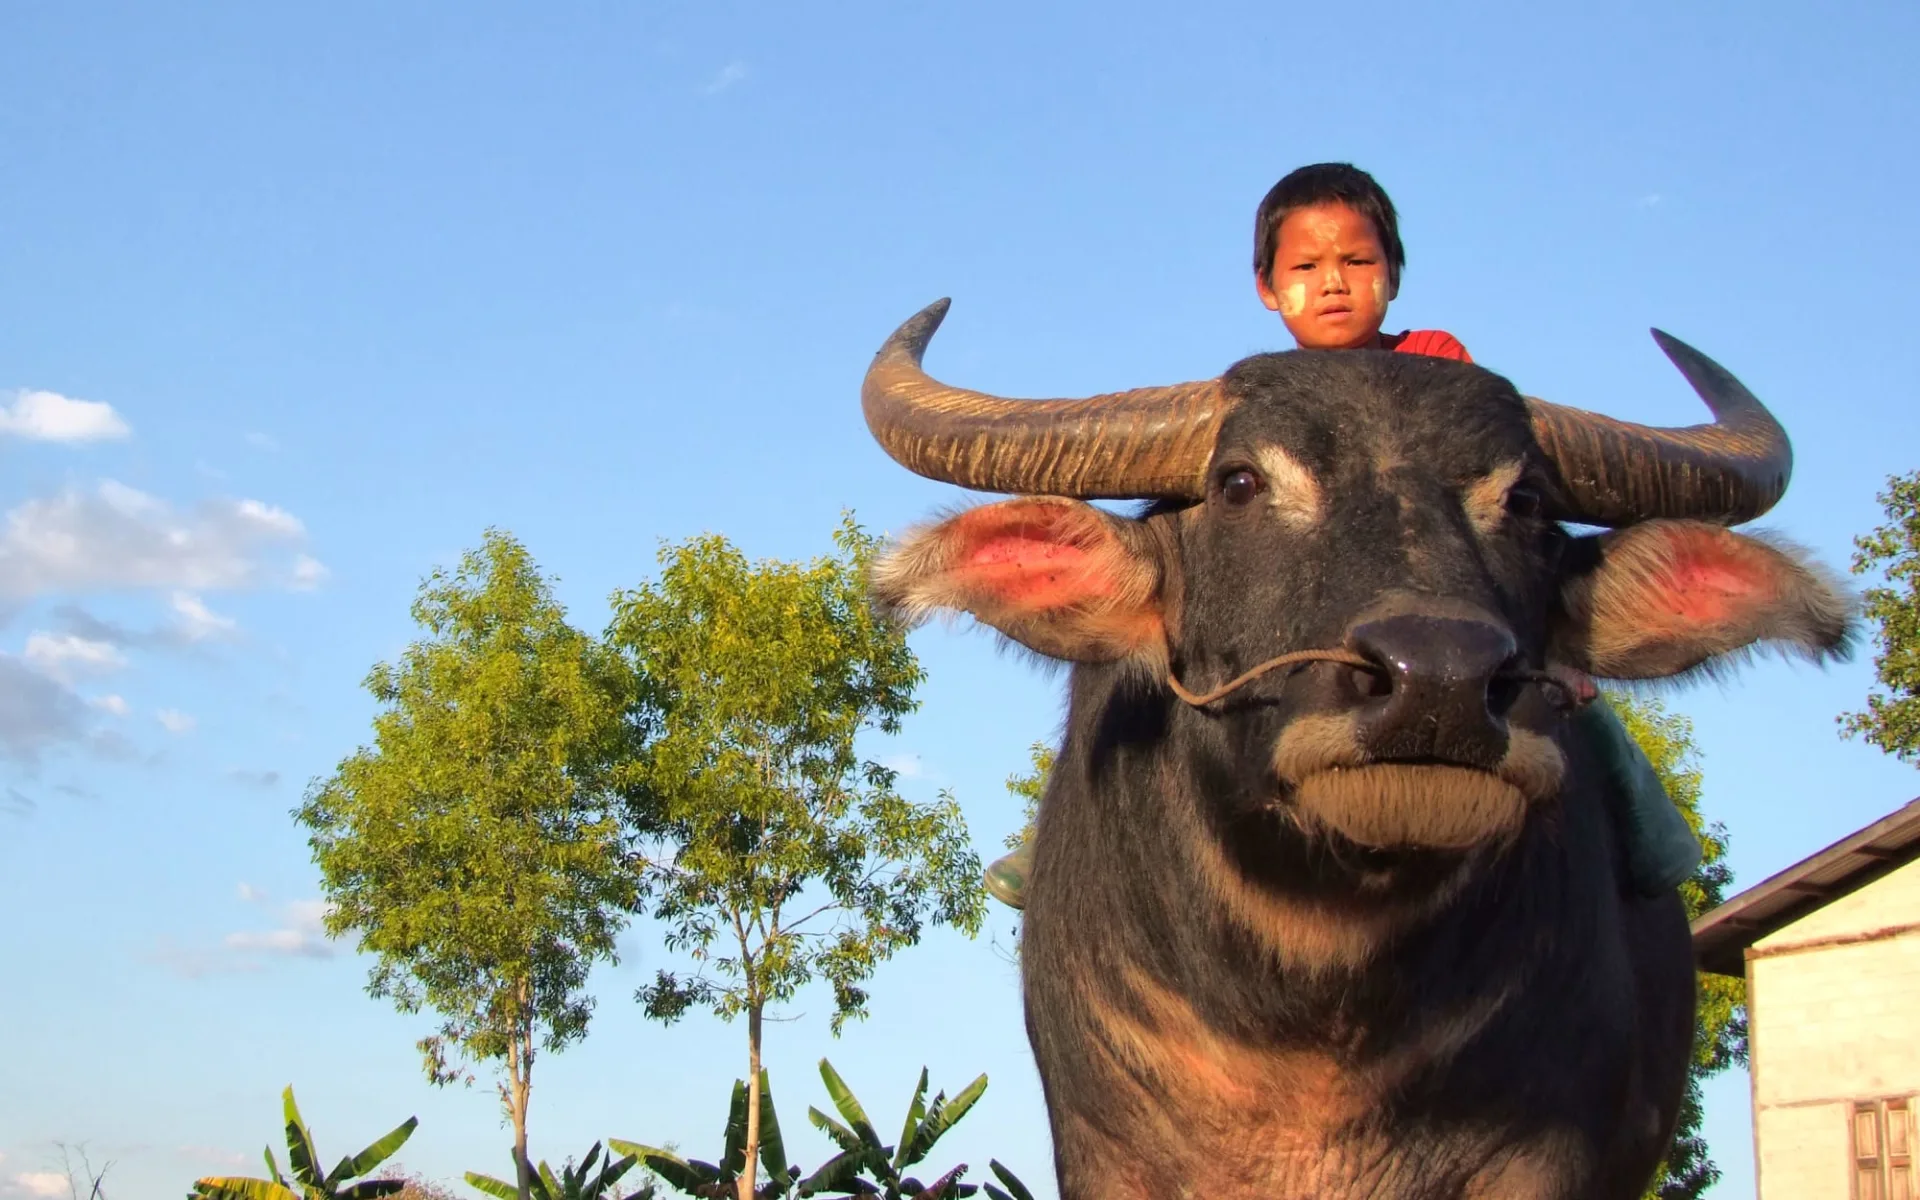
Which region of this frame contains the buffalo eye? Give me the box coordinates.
[1219,468,1265,507]
[1507,486,1543,519]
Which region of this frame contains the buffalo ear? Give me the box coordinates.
[870,496,1168,664]
[1552,519,1857,680]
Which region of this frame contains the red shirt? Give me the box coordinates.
[1381,329,1472,363]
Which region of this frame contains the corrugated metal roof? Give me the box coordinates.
[1691,796,1920,977]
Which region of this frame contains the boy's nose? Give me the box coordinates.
[1322,268,1349,292]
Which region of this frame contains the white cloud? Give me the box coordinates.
[233,498,304,538]
[1637,192,1663,209]
[880,752,925,779]
[244,431,279,452]
[285,898,331,931]
[704,59,749,94]
[222,897,335,960]
[23,632,127,683]
[227,768,281,789]
[90,693,129,716]
[9,1172,69,1198]
[290,554,329,591]
[170,592,238,642]
[156,708,196,735]
[0,389,131,442]
[0,653,89,765]
[178,1145,249,1170]
[0,481,312,598]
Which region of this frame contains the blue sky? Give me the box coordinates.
[2,3,1917,1196]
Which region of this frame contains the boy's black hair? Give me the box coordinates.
[1253,163,1406,290]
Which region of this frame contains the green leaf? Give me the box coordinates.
[794,1150,870,1197]
[817,1060,884,1153]
[805,1107,865,1156]
[722,1078,750,1179]
[281,1088,322,1187]
[337,1183,407,1200]
[901,1076,985,1170]
[463,1174,521,1200]
[890,1069,929,1171]
[333,1117,418,1184]
[986,1162,1035,1200]
[608,1143,720,1193]
[263,1147,285,1186]
[191,1178,303,1200]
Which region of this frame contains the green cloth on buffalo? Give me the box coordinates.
[1580,697,1703,896]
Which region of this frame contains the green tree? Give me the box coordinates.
[607,515,986,1200]
[1606,695,1743,1200]
[1002,743,1053,854]
[295,531,637,1200]
[1840,469,1920,762]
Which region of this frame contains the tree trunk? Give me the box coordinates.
[740,1001,764,1200]
[511,1017,535,1200]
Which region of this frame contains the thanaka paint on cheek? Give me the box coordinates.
[1372,277,1387,312]
[1280,283,1307,317]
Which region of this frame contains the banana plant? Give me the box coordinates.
[613,1070,800,1200]
[192,1085,418,1200]
[465,1142,652,1200]
[796,1060,1009,1200]
[977,1161,1034,1200]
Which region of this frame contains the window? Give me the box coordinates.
[1854,1097,1915,1200]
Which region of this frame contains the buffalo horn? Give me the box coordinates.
[860,299,1225,499]
[1527,330,1793,527]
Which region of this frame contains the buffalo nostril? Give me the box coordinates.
[1486,672,1523,719]
[1344,663,1393,700]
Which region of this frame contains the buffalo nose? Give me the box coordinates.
[1346,615,1521,768]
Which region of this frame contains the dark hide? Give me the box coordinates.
[875,350,1852,1199]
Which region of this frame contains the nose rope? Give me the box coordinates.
[1166,649,1595,712]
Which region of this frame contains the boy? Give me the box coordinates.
[984,163,1700,910]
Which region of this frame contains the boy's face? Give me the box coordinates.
[1257,202,1399,350]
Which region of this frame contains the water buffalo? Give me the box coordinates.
[860,300,1854,1199]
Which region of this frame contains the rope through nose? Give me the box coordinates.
[1166,650,1595,711]
[1165,649,1374,707]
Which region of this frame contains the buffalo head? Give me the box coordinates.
[866,300,1853,857]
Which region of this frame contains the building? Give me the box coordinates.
[1693,797,1920,1200]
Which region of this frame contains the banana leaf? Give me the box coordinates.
[608,1142,720,1194]
[900,1077,985,1171]
[326,1117,418,1188]
[281,1088,322,1187]
[890,1071,929,1172]
[816,1060,883,1154]
[721,1079,750,1181]
[463,1173,520,1200]
[980,1160,1035,1200]
[191,1177,302,1200]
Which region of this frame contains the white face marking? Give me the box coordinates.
[1279,282,1307,317]
[1256,445,1323,528]
[1371,276,1388,312]
[1464,461,1525,535]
